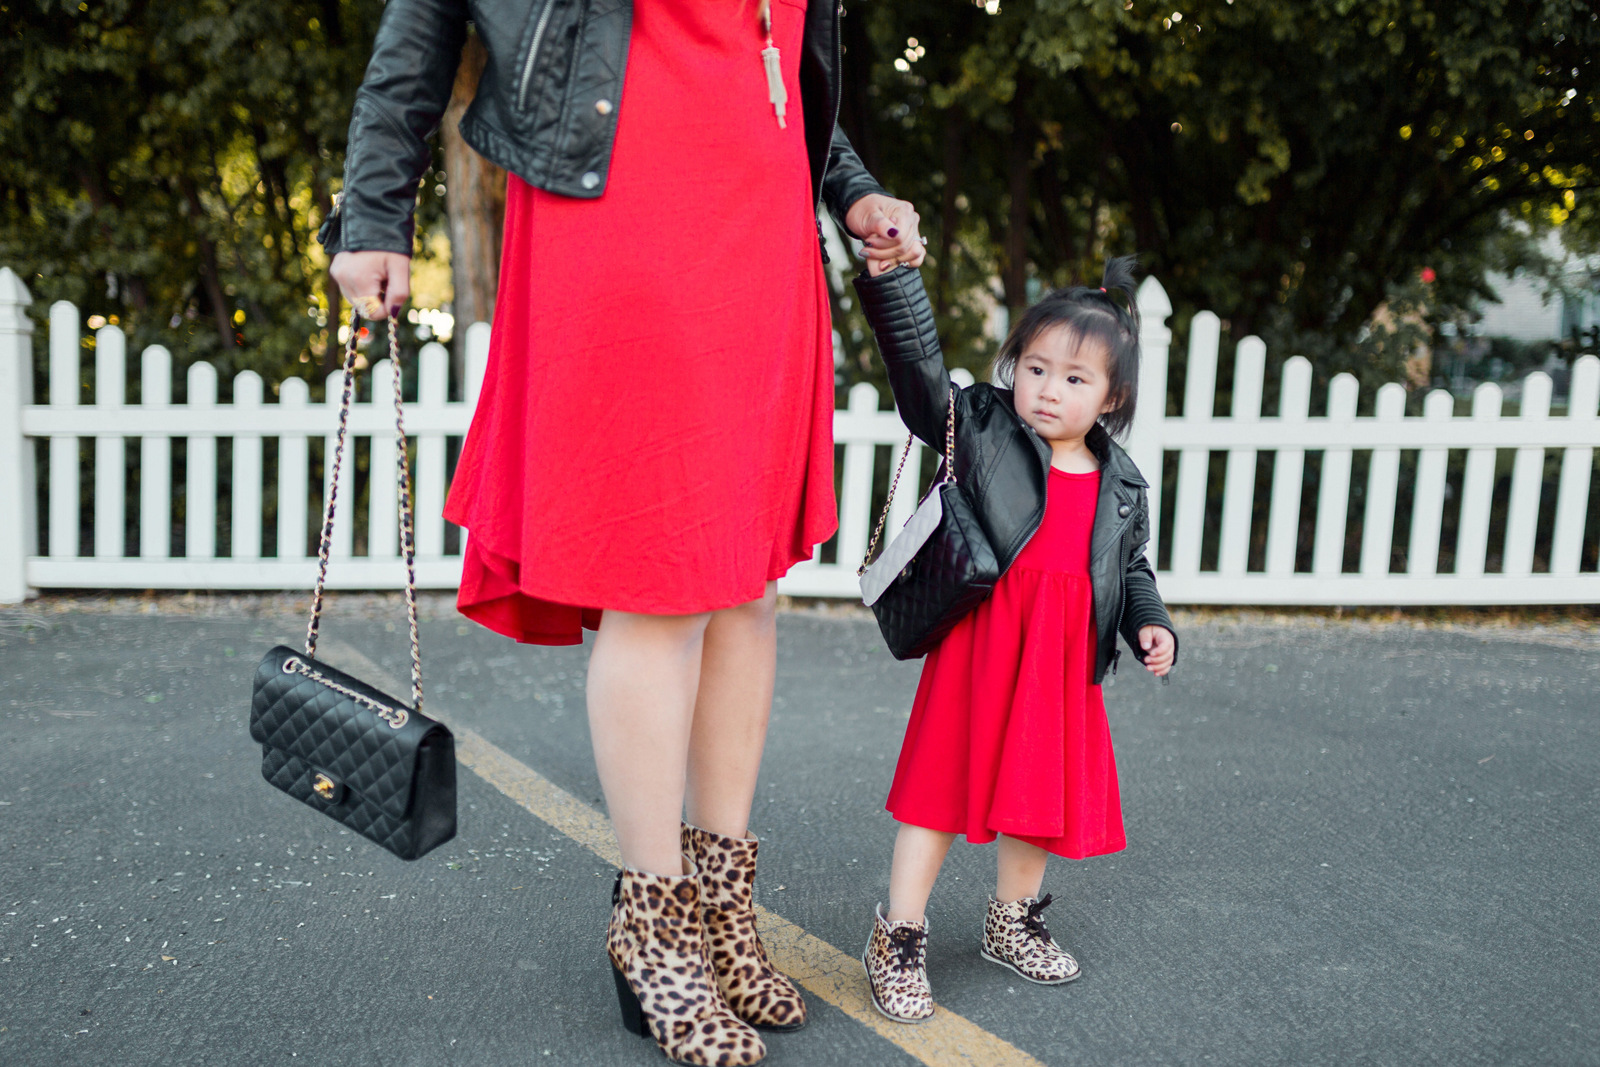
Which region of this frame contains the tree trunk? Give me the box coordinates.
[176,177,238,353]
[936,109,966,316]
[442,33,506,385]
[314,175,342,371]
[1001,89,1034,316]
[1036,152,1077,279]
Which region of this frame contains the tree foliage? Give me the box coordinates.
[837,0,1600,395]
[0,0,422,385]
[3,0,1596,401]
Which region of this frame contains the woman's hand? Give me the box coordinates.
[846,194,925,277]
[329,250,412,320]
[1138,626,1176,677]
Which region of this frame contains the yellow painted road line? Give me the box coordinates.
[315,641,1043,1067]
[452,725,1043,1067]
[452,723,624,867]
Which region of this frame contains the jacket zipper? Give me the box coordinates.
[806,2,845,262]
[1112,527,1128,638]
[1104,520,1130,679]
[815,1,844,214]
[517,0,557,112]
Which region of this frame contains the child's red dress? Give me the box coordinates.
[885,467,1126,859]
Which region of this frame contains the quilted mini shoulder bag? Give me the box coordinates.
[859,388,1000,660]
[248,315,457,861]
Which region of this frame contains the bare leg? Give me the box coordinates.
[685,582,779,840]
[996,835,1049,903]
[587,608,711,875]
[887,823,958,922]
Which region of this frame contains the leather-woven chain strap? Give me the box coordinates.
[303,314,424,714]
[859,388,958,577]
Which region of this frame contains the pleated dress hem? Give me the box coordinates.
[883,803,1127,862]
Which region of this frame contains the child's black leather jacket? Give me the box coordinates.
[854,266,1177,684]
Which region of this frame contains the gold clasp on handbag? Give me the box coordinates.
[312,773,337,801]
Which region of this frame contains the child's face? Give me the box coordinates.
[1011,326,1117,445]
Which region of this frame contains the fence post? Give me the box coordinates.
[1218,336,1265,578]
[1170,311,1220,577]
[0,267,35,604]
[416,342,450,559]
[1132,277,1171,567]
[1502,372,1551,578]
[140,346,172,559]
[1550,355,1598,576]
[1454,382,1503,577]
[1311,374,1359,577]
[1407,389,1456,576]
[94,325,127,559]
[1264,356,1312,577]
[48,300,80,559]
[1359,383,1407,577]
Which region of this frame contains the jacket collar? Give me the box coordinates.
[989,387,1148,487]
[1086,424,1148,488]
[1081,425,1145,492]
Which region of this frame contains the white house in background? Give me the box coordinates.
[1476,231,1600,343]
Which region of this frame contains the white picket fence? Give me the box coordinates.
[1,265,1596,607]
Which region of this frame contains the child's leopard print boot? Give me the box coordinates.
[607,861,767,1066]
[861,904,934,1023]
[683,823,809,1032]
[980,893,1081,984]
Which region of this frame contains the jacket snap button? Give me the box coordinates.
[1117,504,1131,518]
[580,171,601,190]
[595,99,613,115]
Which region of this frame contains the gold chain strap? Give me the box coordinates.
[280,655,409,730]
[858,388,958,577]
[303,315,424,714]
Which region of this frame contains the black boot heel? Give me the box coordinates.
[611,963,650,1039]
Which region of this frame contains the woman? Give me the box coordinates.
[325,1,924,1063]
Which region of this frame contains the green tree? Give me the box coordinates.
[0,0,446,387]
[838,0,1599,395]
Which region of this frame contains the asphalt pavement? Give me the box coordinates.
[1,597,1597,1066]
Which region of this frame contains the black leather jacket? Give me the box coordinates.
[322,0,888,256]
[854,266,1177,684]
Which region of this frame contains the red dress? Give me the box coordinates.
[443,0,836,644]
[885,468,1126,860]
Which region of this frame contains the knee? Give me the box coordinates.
[725,582,778,628]
[598,609,711,655]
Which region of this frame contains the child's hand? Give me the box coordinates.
[1138,626,1175,677]
[847,193,926,273]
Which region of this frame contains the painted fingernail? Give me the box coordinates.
[887,227,900,237]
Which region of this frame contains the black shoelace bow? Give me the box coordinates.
[1022,894,1056,943]
[888,924,927,971]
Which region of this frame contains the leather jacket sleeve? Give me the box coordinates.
[1117,497,1179,665]
[320,0,470,256]
[852,266,952,454]
[822,125,891,238]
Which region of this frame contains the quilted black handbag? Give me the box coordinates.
[859,389,1000,660]
[248,315,456,861]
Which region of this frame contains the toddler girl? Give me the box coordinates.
[849,256,1176,1022]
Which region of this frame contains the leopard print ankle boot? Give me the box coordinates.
[607,861,767,1066]
[683,823,809,1032]
[980,893,1081,985]
[861,904,934,1023]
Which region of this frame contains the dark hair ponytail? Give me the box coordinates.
[993,254,1144,439]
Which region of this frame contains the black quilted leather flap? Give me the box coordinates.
[250,645,447,822]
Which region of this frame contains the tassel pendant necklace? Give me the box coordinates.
[759,0,787,128]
